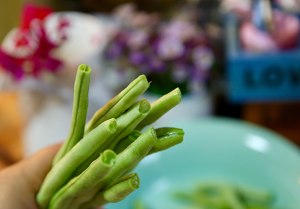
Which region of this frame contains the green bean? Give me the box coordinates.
[114,130,141,154]
[104,173,139,202]
[136,88,181,130]
[49,150,117,209]
[53,64,91,164]
[100,127,157,187]
[36,69,186,209]
[107,99,151,150]
[81,173,140,209]
[75,127,157,206]
[85,75,150,134]
[221,184,246,209]
[132,200,149,209]
[75,99,150,175]
[37,119,117,209]
[237,186,273,205]
[149,127,184,154]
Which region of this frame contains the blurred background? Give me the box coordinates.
[0,0,300,169]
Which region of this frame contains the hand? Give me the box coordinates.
[0,144,60,209]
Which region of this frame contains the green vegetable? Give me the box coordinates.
[36,65,184,209]
[136,88,181,130]
[114,130,142,154]
[48,150,117,209]
[81,173,140,209]
[37,119,117,209]
[67,127,157,208]
[84,75,150,134]
[149,127,184,154]
[172,182,281,209]
[53,64,91,164]
[74,99,151,175]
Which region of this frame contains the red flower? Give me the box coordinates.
[21,3,53,30]
[0,4,65,80]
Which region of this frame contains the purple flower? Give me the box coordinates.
[190,64,210,82]
[147,57,165,72]
[129,52,147,66]
[157,37,185,60]
[127,30,149,50]
[161,20,199,41]
[105,7,214,91]
[105,42,124,60]
[192,46,214,71]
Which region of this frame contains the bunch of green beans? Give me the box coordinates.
[172,182,278,209]
[36,64,184,209]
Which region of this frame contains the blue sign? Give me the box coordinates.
[227,51,300,103]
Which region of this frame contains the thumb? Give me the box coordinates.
[21,144,61,192]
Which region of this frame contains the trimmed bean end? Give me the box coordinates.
[102,150,117,166]
[108,118,118,134]
[149,127,157,141]
[130,174,140,189]
[139,99,151,114]
[172,87,182,104]
[79,63,92,74]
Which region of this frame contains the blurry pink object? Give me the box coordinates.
[272,10,300,49]
[240,22,278,52]
[240,10,300,52]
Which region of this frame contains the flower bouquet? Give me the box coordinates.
[105,4,215,96]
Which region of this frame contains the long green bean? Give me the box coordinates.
[114,130,142,154]
[37,119,117,209]
[107,99,151,150]
[74,99,151,175]
[136,88,181,130]
[85,75,150,134]
[74,127,157,207]
[36,67,185,209]
[53,64,91,164]
[49,150,117,209]
[81,173,140,209]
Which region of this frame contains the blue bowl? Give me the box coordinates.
[107,117,300,209]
